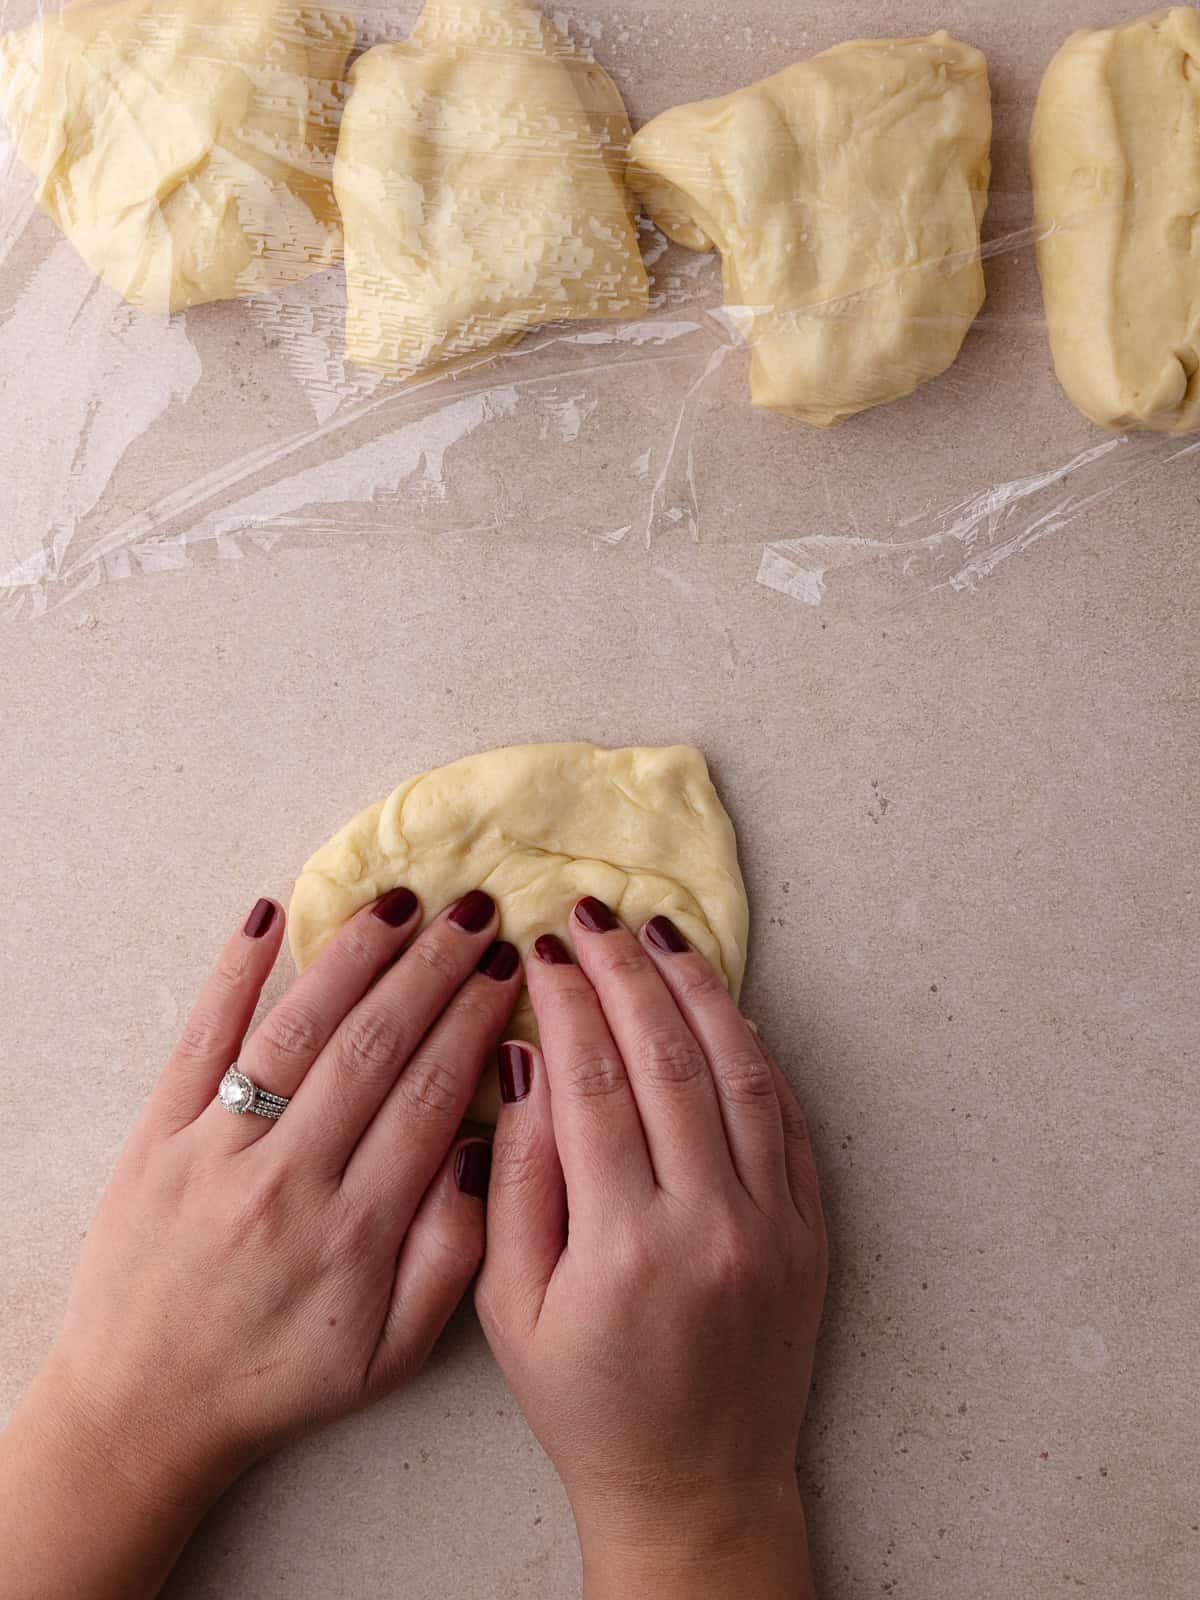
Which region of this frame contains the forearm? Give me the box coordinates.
[0,1366,223,1600]
[578,1482,816,1600]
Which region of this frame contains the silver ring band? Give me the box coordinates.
[218,1067,290,1121]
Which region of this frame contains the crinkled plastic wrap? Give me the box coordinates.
[1,0,1197,619]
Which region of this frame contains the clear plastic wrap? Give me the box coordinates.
[1,0,1194,619]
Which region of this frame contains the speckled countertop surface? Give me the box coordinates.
[0,2,1197,1597]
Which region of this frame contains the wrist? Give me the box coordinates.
[0,1360,236,1600]
[575,1474,814,1600]
[22,1351,237,1521]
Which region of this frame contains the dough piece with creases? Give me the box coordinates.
[0,0,354,313]
[333,0,649,378]
[289,743,749,1123]
[1031,7,1200,434]
[629,33,992,427]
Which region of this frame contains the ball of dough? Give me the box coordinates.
[332,0,649,378]
[0,0,355,313]
[629,33,992,427]
[289,743,748,1123]
[1031,7,1200,433]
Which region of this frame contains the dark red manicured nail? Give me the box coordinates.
[645,915,689,954]
[372,886,418,927]
[499,1042,533,1103]
[574,896,619,933]
[533,933,573,965]
[479,940,519,982]
[448,890,494,933]
[243,899,276,939]
[455,1141,492,1199]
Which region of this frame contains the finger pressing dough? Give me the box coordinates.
[628,33,992,427]
[289,744,748,1123]
[333,0,649,378]
[1031,7,1200,433]
[0,0,354,313]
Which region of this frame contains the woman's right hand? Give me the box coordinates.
[477,899,827,1600]
[0,885,519,1600]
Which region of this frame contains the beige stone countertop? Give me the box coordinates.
[0,2,1197,1598]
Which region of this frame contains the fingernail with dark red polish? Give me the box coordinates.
[645,915,689,954]
[533,933,573,965]
[499,1042,533,1103]
[574,896,619,933]
[479,940,519,982]
[448,889,494,933]
[372,886,418,928]
[243,899,276,939]
[455,1141,492,1200]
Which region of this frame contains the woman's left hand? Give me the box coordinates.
[0,887,516,1600]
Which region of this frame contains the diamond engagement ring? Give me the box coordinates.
[218,1067,290,1121]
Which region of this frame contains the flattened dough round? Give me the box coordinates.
[289,743,748,1123]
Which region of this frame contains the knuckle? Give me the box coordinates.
[547,967,598,1001]
[334,922,384,971]
[422,1222,483,1284]
[780,1099,811,1145]
[609,1231,655,1288]
[409,935,461,985]
[489,1132,545,1199]
[675,961,725,1004]
[596,942,647,980]
[339,1005,409,1076]
[231,1165,292,1239]
[634,1025,707,1088]
[564,1048,629,1101]
[708,1226,766,1297]
[714,1045,775,1107]
[397,1053,464,1118]
[256,1000,327,1068]
[444,980,498,1030]
[175,1010,230,1062]
[333,1201,384,1266]
[538,971,603,1023]
[118,1131,178,1203]
[206,953,248,1004]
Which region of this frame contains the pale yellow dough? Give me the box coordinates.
[628,33,992,427]
[333,0,649,378]
[1031,7,1200,434]
[289,744,748,1123]
[0,0,354,313]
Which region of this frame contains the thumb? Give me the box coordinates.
[370,1136,489,1392]
[476,1040,565,1345]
